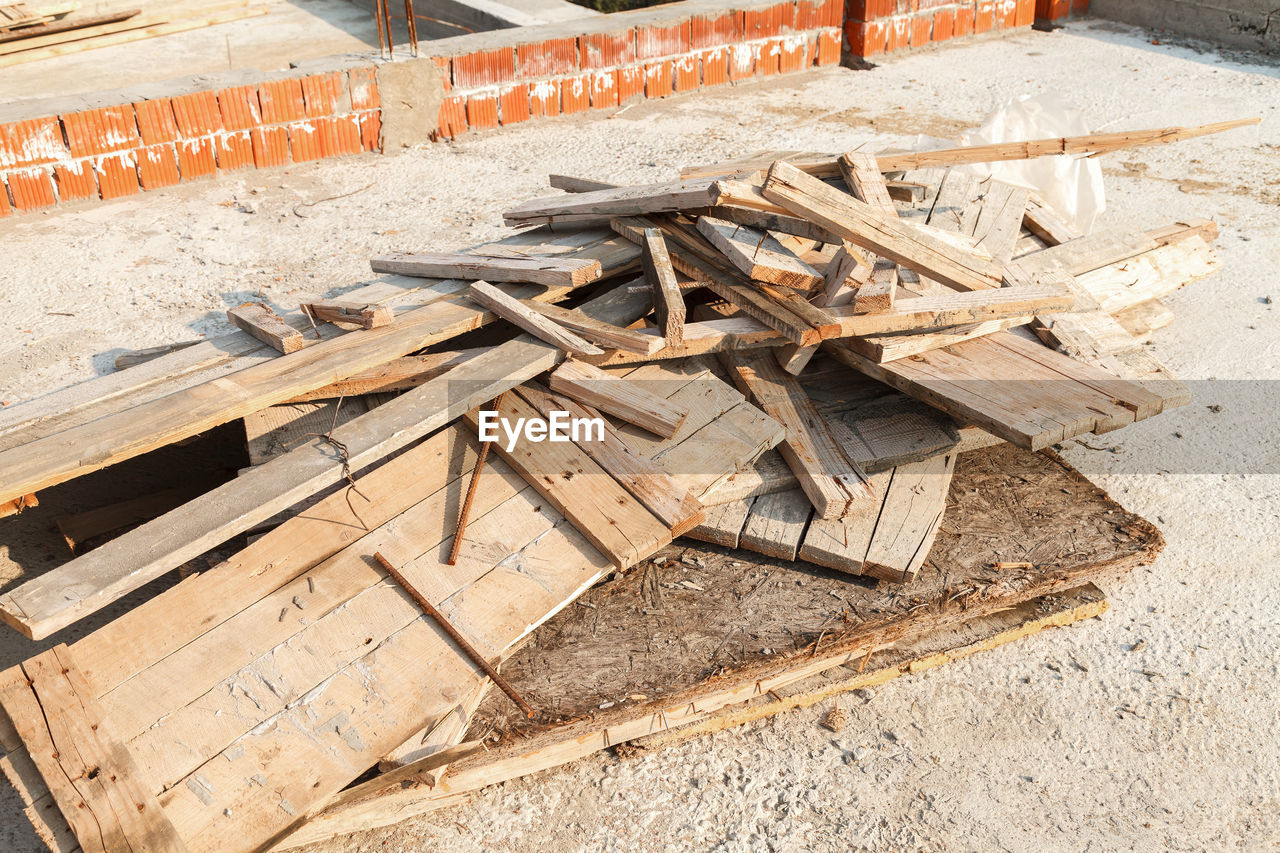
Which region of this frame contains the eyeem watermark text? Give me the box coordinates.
[476,410,605,451]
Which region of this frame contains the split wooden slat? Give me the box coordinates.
[687,497,754,548]
[642,228,686,346]
[524,293,662,356]
[739,489,811,560]
[226,302,304,355]
[721,350,872,519]
[301,300,394,329]
[845,314,1033,362]
[705,205,839,244]
[695,215,824,290]
[371,252,603,288]
[468,281,604,356]
[503,178,727,226]
[548,358,688,438]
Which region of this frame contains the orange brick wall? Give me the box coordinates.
[843,0,1036,57]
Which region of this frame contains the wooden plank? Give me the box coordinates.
[525,294,662,356]
[370,252,602,288]
[1073,235,1219,314]
[301,300,394,329]
[282,349,484,402]
[762,161,1005,292]
[860,453,955,582]
[1,647,186,852]
[226,302,304,355]
[548,358,688,438]
[468,280,604,356]
[0,287,654,640]
[642,228,685,346]
[721,350,872,518]
[739,489,811,560]
[706,205,839,244]
[686,497,753,548]
[695,216,823,290]
[464,392,670,568]
[0,493,37,519]
[1113,299,1174,341]
[813,243,872,308]
[845,314,1032,362]
[0,9,136,45]
[838,152,897,216]
[517,384,704,538]
[1023,194,1081,245]
[503,178,726,225]
[548,175,615,193]
[56,487,198,553]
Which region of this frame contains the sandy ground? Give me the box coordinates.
[1,18,1278,852]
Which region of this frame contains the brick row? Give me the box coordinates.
[844,0,1034,56]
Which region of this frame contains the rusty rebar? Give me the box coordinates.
[446,391,504,566]
[373,551,534,718]
[404,0,418,56]
[380,0,394,57]
[373,0,387,56]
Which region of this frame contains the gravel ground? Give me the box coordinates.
[1,19,1277,853]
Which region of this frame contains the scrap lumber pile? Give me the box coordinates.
[0,118,1244,852]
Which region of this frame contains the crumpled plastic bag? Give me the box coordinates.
[907,93,1105,234]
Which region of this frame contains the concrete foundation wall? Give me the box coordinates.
[1090,0,1278,52]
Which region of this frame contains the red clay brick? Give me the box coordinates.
[798,0,840,29]
[219,86,262,131]
[62,106,140,158]
[320,115,363,157]
[778,35,809,72]
[673,54,700,91]
[637,22,690,60]
[348,67,381,110]
[170,91,224,137]
[560,75,591,113]
[465,95,500,130]
[133,99,180,146]
[618,65,646,101]
[691,11,742,48]
[848,0,894,19]
[454,48,516,88]
[54,161,97,201]
[580,30,635,69]
[757,41,781,76]
[931,8,954,41]
[728,43,756,80]
[301,72,344,117]
[886,16,910,50]
[499,84,531,124]
[1015,0,1035,26]
[701,47,730,85]
[517,37,578,77]
[908,13,932,46]
[954,5,975,36]
[251,125,290,168]
[177,137,218,179]
[0,118,66,170]
[216,130,255,169]
[0,181,10,216]
[258,78,307,124]
[644,61,674,98]
[589,70,619,108]
[817,0,842,27]
[96,153,140,200]
[1072,0,1089,13]
[528,80,560,119]
[743,3,796,39]
[845,18,888,55]
[435,96,468,139]
[289,121,323,162]
[975,2,995,32]
[358,112,382,151]
[136,144,181,190]
[7,168,57,210]
[816,28,841,64]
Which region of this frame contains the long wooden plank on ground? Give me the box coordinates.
[370,252,603,287]
[721,350,872,518]
[0,286,652,640]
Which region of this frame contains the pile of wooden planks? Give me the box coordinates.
[0,120,1237,853]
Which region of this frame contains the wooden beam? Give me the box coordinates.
[370,252,602,288]
[282,349,485,402]
[468,281,604,356]
[548,358,688,438]
[721,350,872,518]
[762,161,1005,292]
[695,216,823,290]
[503,178,727,226]
[705,205,839,244]
[642,228,685,346]
[226,302,304,354]
[301,300,394,329]
[524,294,661,356]
[548,175,616,193]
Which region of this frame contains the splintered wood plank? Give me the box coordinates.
[227,302,304,354]
[502,178,727,225]
[761,161,1005,291]
[548,175,616,193]
[370,252,603,288]
[549,358,688,438]
[687,497,753,548]
[1023,194,1081,245]
[695,216,823,290]
[0,287,654,640]
[525,294,662,356]
[1073,235,1219,314]
[739,489,811,560]
[705,205,839,244]
[517,385,704,538]
[56,487,199,553]
[464,392,670,568]
[468,281,604,356]
[301,300,394,329]
[283,349,484,403]
[642,228,686,346]
[812,243,871,308]
[721,350,872,519]
[846,314,1032,362]
[0,647,186,853]
[962,179,1028,265]
[1113,299,1174,341]
[838,152,897,216]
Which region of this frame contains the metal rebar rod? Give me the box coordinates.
[404,0,418,56]
[381,0,394,57]
[373,551,535,718]
[373,0,386,56]
[446,391,503,566]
